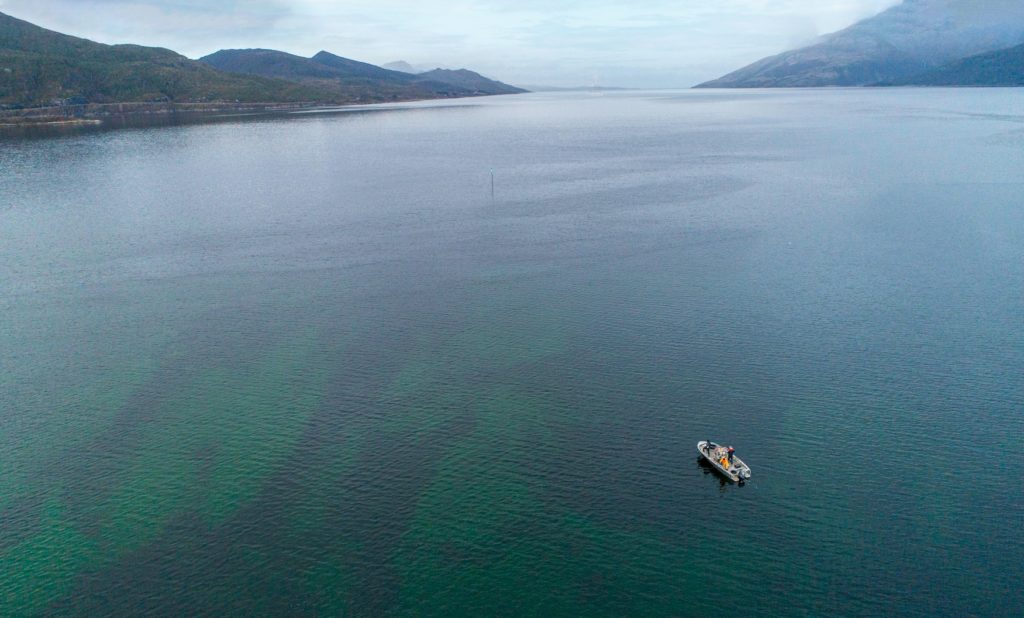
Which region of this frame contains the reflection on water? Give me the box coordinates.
[695,458,737,491]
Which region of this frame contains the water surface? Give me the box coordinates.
[1,89,1022,616]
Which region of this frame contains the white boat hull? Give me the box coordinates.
[697,441,751,483]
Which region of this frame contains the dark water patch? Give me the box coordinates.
[55,302,306,508]
[47,282,488,614]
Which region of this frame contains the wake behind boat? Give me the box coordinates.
[698,441,751,483]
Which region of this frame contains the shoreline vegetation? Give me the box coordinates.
[0,99,423,129]
[0,101,310,127]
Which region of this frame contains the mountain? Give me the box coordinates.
[313,51,496,97]
[0,11,336,107]
[203,50,526,98]
[381,61,419,74]
[883,42,1024,86]
[697,0,1024,88]
[201,49,351,82]
[309,51,418,82]
[200,49,451,101]
[415,69,527,95]
[381,60,453,75]
[0,11,526,110]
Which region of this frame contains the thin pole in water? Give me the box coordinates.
[490,169,495,202]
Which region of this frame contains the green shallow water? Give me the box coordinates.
[1,90,1022,615]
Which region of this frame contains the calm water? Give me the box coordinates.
[2,90,1022,616]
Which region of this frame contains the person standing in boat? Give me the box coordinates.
[727,446,735,465]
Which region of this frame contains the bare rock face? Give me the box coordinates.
[697,0,1024,88]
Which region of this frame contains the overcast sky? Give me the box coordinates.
[0,0,900,87]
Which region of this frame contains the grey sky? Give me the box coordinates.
[0,0,900,86]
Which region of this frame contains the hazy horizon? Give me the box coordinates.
[0,0,902,87]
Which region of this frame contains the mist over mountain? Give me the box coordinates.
[697,0,1024,88]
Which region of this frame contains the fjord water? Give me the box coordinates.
[2,90,1022,616]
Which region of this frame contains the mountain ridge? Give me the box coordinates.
[202,49,525,97]
[0,11,526,110]
[199,48,455,101]
[697,0,1024,88]
[0,11,340,107]
[415,68,527,95]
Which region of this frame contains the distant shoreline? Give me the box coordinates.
[0,101,339,128]
[0,94,510,135]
